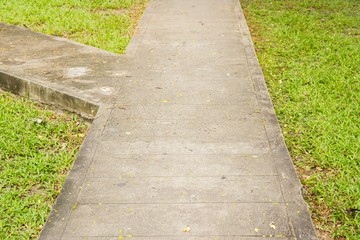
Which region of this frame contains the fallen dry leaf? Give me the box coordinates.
[270,222,276,229]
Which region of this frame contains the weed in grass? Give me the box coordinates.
[0,92,89,239]
[0,0,148,54]
[241,0,360,239]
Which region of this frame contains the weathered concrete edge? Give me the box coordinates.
[235,1,318,239]
[125,0,154,57]
[39,105,113,239]
[0,68,115,238]
[2,22,120,57]
[0,71,99,120]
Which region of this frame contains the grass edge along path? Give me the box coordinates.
[241,0,360,239]
[0,0,148,54]
[0,92,89,239]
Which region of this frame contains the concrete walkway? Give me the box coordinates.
[0,0,317,239]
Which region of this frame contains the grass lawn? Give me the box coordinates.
[0,0,148,54]
[0,92,89,239]
[241,0,360,239]
[0,0,147,238]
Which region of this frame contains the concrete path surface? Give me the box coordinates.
[0,0,318,239]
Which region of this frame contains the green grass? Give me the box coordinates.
[0,92,89,239]
[0,0,148,54]
[241,0,360,239]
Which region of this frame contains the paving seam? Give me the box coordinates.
[77,202,295,205]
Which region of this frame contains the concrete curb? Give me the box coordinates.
[125,1,155,57]
[0,70,99,120]
[236,1,317,239]
[39,105,113,239]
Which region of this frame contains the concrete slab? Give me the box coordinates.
[61,237,292,240]
[62,203,292,237]
[78,176,283,203]
[110,104,258,120]
[103,119,267,142]
[62,238,292,240]
[96,139,270,155]
[0,0,318,239]
[87,154,277,177]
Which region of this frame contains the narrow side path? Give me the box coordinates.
[0,0,318,239]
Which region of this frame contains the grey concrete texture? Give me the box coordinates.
[0,0,318,239]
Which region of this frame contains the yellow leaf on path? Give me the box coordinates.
[255,228,260,232]
[183,227,191,232]
[270,222,276,229]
